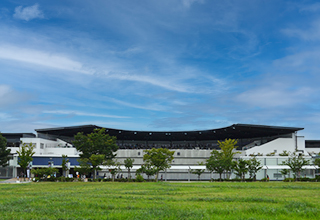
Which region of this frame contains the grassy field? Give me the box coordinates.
[0,181,319,220]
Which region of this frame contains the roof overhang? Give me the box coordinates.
[35,124,304,142]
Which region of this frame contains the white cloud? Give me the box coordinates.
[299,3,320,12]
[43,110,130,119]
[13,4,44,21]
[235,87,312,108]
[182,0,204,8]
[273,50,320,74]
[104,71,192,93]
[282,19,320,41]
[0,84,30,108]
[0,45,92,74]
[106,97,168,111]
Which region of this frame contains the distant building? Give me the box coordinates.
[1,124,319,180]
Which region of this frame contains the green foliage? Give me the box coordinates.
[314,158,320,167]
[260,177,269,182]
[206,150,225,181]
[249,152,263,156]
[73,128,118,179]
[280,169,290,179]
[206,139,238,180]
[31,167,59,181]
[143,148,174,181]
[75,158,92,176]
[17,142,35,180]
[266,152,276,156]
[124,158,134,180]
[61,155,69,172]
[283,178,295,182]
[73,128,118,160]
[282,153,309,181]
[191,162,205,181]
[0,133,11,167]
[137,163,157,180]
[247,156,262,181]
[106,160,121,181]
[279,150,290,156]
[233,159,249,181]
[135,174,144,182]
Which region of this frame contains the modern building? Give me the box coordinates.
[1,124,319,180]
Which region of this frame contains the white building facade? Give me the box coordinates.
[1,124,319,180]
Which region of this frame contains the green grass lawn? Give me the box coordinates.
[0,181,319,220]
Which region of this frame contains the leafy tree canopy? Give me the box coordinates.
[206,150,226,181]
[247,156,263,181]
[233,159,249,181]
[143,148,174,181]
[136,163,157,180]
[124,158,134,180]
[73,128,118,179]
[17,142,35,180]
[0,133,11,167]
[73,128,118,160]
[282,153,309,180]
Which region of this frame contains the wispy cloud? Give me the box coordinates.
[235,86,313,108]
[282,19,320,41]
[13,4,44,21]
[0,84,31,108]
[106,97,168,111]
[0,45,92,74]
[43,110,130,119]
[299,3,320,12]
[181,0,204,8]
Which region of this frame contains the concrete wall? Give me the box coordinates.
[245,134,306,156]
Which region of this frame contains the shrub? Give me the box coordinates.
[135,174,144,182]
[297,177,312,182]
[283,178,295,182]
[260,177,269,182]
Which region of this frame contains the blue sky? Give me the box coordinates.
[0,0,320,139]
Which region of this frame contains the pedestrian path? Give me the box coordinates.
[0,178,31,184]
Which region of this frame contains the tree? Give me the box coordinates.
[314,157,320,168]
[247,156,263,181]
[206,139,239,181]
[217,139,239,178]
[282,153,309,181]
[137,163,157,180]
[75,158,92,177]
[61,155,69,177]
[77,154,105,179]
[233,159,249,181]
[206,150,226,181]
[191,162,205,181]
[17,142,35,181]
[124,158,134,180]
[73,128,118,179]
[280,169,290,179]
[0,133,11,167]
[143,148,174,182]
[106,160,121,182]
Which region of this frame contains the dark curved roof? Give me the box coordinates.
[35,124,303,142]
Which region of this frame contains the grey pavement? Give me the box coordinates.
[0,178,32,184]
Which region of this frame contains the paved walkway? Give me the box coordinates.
[0,178,32,184]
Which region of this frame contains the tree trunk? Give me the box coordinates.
[93,167,96,180]
[155,172,159,182]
